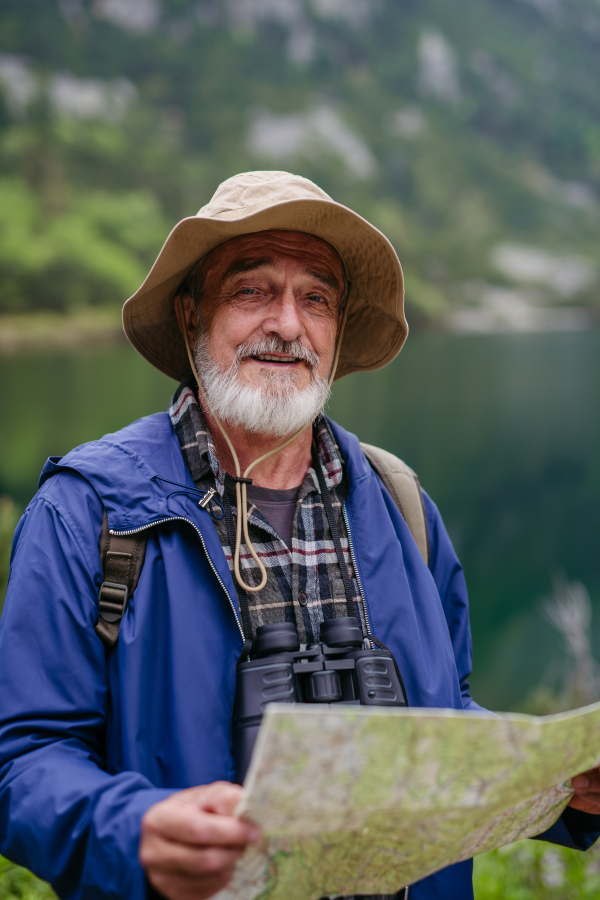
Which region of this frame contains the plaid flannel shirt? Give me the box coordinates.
[169,378,365,644]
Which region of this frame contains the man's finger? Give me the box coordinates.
[142,837,246,875]
[192,782,245,816]
[149,867,235,900]
[143,804,259,847]
[572,768,600,794]
[179,782,244,817]
[569,794,600,814]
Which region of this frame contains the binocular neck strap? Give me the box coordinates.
[223,459,359,644]
[313,451,361,624]
[221,487,253,641]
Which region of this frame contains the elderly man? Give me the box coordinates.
[1,171,600,900]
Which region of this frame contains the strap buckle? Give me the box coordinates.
[98,581,129,623]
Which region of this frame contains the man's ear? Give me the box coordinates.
[174,293,197,339]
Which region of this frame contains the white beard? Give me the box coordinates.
[194,332,331,437]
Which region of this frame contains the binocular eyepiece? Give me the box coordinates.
[253,616,363,657]
[233,616,406,783]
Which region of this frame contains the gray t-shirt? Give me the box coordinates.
[246,483,302,548]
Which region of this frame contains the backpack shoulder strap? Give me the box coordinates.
[360,442,430,567]
[95,510,148,649]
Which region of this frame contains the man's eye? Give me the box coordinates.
[240,288,257,295]
[308,294,325,303]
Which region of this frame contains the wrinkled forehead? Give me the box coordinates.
[204,229,346,284]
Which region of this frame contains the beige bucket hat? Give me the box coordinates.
[123,170,407,381]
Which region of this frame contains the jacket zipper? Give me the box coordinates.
[342,503,372,640]
[114,508,363,644]
[110,517,245,642]
[116,514,406,896]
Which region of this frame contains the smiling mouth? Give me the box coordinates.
[250,354,302,364]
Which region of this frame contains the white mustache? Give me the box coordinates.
[193,330,329,437]
[236,336,319,371]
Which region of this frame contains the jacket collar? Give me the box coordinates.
[38,411,372,535]
[326,417,371,484]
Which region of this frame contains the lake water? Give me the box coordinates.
[1,330,599,711]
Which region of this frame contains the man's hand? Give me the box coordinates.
[140,781,261,900]
[569,767,600,815]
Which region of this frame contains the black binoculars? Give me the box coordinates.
[233,615,406,783]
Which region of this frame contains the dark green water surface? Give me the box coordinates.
[1,331,599,710]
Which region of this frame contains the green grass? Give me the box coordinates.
[474,839,600,899]
[2,840,600,899]
[0,858,55,900]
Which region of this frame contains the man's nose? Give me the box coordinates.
[262,288,304,342]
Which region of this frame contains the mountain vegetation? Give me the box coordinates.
[1,0,599,329]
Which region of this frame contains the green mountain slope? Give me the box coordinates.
[0,0,599,328]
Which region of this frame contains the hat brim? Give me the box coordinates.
[123,197,406,382]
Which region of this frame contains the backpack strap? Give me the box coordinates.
[360,442,430,567]
[95,510,148,649]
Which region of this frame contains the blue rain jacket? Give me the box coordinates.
[1,412,598,900]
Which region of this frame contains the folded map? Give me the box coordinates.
[216,702,600,900]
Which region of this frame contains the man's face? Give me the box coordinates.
[197,230,344,395]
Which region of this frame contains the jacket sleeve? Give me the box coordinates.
[0,471,174,900]
[422,491,600,852]
[422,490,485,712]
[535,808,600,850]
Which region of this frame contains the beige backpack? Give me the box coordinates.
[360,443,429,566]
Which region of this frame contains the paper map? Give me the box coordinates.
[216,702,600,900]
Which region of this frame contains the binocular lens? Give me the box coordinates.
[320,616,363,648]
[254,621,300,657]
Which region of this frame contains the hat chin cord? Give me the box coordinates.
[178,296,348,595]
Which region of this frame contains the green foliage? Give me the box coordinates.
[0,0,598,319]
[474,839,600,899]
[0,857,55,900]
[0,496,18,615]
[0,176,170,313]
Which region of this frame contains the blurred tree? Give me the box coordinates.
[0,0,598,322]
[0,496,18,615]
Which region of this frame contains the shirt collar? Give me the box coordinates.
[169,377,344,494]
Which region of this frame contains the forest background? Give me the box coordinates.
[1,0,600,333]
[2,0,600,897]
